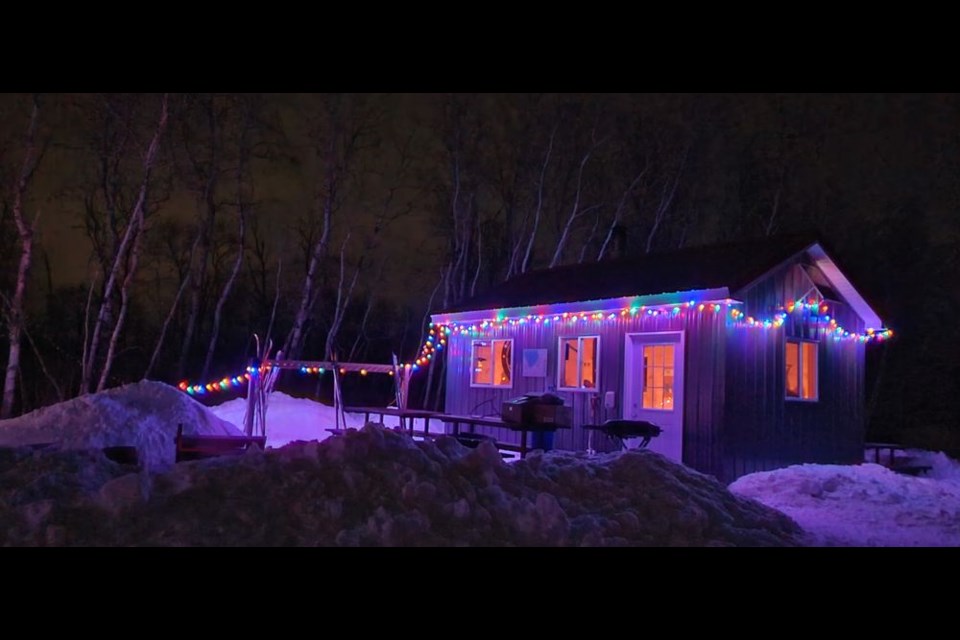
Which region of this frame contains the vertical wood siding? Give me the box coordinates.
[442,307,728,467]
[721,259,865,481]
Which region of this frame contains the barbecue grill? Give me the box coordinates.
[583,419,663,450]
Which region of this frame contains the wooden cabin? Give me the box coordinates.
[430,235,891,482]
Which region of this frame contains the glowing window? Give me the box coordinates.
[471,339,512,387]
[559,336,599,390]
[786,339,818,400]
[641,344,675,410]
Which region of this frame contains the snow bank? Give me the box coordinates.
[209,392,365,447]
[729,461,960,546]
[0,380,242,469]
[0,425,803,546]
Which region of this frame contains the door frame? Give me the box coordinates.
[622,330,685,458]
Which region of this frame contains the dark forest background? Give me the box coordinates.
[0,93,956,452]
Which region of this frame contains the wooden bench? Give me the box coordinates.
[864,443,933,476]
[890,457,933,476]
[174,424,267,462]
[326,427,517,459]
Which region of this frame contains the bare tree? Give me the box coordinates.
[518,121,559,275]
[549,131,606,268]
[144,254,193,379]
[2,97,44,418]
[199,106,254,381]
[81,94,169,393]
[764,164,787,237]
[283,95,373,360]
[597,166,649,260]
[264,257,282,349]
[176,94,227,377]
[323,234,362,359]
[645,144,690,253]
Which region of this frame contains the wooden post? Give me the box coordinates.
[400,368,411,410]
[333,364,341,431]
[392,353,403,409]
[244,363,257,437]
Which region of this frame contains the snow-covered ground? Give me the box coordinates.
[0,426,803,546]
[208,392,365,447]
[210,390,960,546]
[0,380,241,469]
[2,382,958,545]
[729,453,960,546]
[0,383,802,546]
[209,391,435,448]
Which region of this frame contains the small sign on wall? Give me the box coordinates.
[522,349,548,377]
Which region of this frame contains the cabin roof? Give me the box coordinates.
[437,234,885,328]
[442,234,816,312]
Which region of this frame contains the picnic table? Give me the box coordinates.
[344,406,439,437]
[435,413,570,459]
[864,442,932,476]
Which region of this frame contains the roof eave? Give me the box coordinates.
[431,287,732,324]
[806,243,884,329]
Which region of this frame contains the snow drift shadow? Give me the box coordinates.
[1,424,803,546]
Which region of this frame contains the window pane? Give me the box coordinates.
[802,342,817,399]
[785,341,799,397]
[653,345,663,368]
[664,346,674,367]
[581,337,597,388]
[494,340,512,386]
[561,338,579,388]
[473,341,492,385]
[653,387,664,410]
[644,350,652,389]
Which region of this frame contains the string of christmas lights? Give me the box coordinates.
[177,326,450,395]
[438,298,892,343]
[177,297,891,395]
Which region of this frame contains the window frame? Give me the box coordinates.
[640,342,677,412]
[557,335,601,392]
[469,338,514,389]
[784,338,819,402]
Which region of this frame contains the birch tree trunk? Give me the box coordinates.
[549,135,605,268]
[645,145,689,254]
[597,167,649,261]
[177,96,223,378]
[144,267,192,379]
[520,122,558,274]
[96,216,145,392]
[323,234,362,360]
[82,94,169,394]
[200,115,252,381]
[1,98,42,418]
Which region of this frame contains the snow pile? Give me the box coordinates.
[0,380,242,469]
[209,392,365,448]
[0,425,803,546]
[904,449,960,483]
[729,461,960,546]
[0,446,134,546]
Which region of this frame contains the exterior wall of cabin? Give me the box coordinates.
[441,305,728,471]
[722,259,866,481]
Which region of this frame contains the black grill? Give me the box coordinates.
[583,419,663,449]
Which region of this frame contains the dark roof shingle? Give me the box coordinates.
[441,234,818,313]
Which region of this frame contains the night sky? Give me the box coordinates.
[0,93,957,447]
